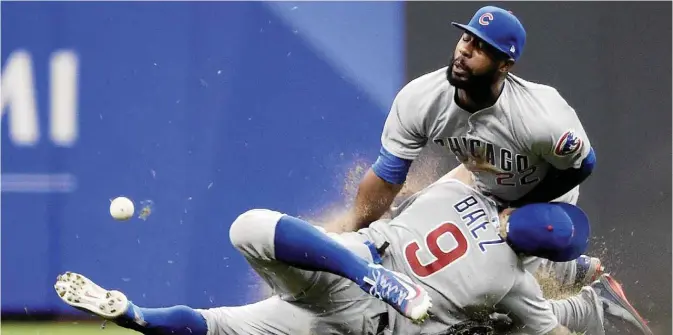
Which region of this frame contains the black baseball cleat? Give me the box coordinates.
[591,274,653,335]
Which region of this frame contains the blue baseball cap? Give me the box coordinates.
[451,6,526,61]
[506,203,590,262]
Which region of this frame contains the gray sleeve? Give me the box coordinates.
[531,97,591,170]
[497,271,559,335]
[380,83,428,161]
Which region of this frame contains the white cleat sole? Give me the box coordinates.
[54,271,129,319]
[408,291,432,324]
[388,269,433,324]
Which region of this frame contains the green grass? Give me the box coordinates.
[1,321,584,335]
[1,322,136,335]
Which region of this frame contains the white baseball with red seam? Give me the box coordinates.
[110,197,135,221]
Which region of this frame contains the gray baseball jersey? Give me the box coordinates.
[364,179,558,334]
[199,180,603,335]
[381,67,591,203]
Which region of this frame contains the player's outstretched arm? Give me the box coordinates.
[353,167,404,226]
[326,77,429,233]
[326,167,404,233]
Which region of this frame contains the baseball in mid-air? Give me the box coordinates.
[110,196,135,221]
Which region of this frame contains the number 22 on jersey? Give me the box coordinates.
[403,222,468,278]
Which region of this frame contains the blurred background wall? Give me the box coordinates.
[1,0,403,318]
[2,1,670,334]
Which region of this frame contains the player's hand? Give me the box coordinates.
[496,207,516,235]
[460,146,504,175]
[437,164,476,186]
[498,207,516,222]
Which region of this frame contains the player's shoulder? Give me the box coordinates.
[505,74,582,137]
[387,178,479,219]
[418,179,501,213]
[395,67,453,106]
[506,74,572,112]
[424,178,485,200]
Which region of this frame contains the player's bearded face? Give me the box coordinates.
[446,54,500,91]
[446,34,501,91]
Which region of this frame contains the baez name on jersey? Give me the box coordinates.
[435,136,540,186]
[453,195,506,253]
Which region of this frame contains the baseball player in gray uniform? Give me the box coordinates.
[54,179,649,335]
[333,5,603,296]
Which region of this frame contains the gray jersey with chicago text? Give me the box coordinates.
[380,67,591,203]
[363,179,559,335]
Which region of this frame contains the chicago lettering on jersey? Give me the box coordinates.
[434,136,540,186]
[452,196,505,253]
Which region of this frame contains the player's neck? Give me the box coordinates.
[455,78,506,113]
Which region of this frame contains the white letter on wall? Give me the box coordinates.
[50,50,79,147]
[1,50,39,146]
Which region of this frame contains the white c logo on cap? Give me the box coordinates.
[478,12,494,26]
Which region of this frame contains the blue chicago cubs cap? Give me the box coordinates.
[451,6,527,61]
[506,203,590,262]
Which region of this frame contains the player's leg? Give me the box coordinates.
[53,211,395,335]
[548,274,653,335]
[54,272,209,335]
[228,209,431,322]
[227,209,393,334]
[591,274,653,334]
[196,296,314,335]
[54,272,340,335]
[548,285,606,335]
[54,269,385,335]
[198,294,388,335]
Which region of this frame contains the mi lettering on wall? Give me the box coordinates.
[1,49,79,147]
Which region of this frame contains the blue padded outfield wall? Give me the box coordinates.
[1,2,404,314]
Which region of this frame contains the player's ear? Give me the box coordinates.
[499,59,515,73]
